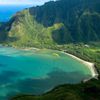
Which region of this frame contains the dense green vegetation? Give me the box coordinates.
[0,0,100,46]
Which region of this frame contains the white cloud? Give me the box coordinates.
[0,0,52,5]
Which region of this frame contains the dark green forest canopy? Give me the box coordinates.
[0,0,100,46]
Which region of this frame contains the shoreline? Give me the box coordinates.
[62,51,99,81]
[1,45,99,81]
[20,47,99,81]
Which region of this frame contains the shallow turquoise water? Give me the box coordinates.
[0,46,92,100]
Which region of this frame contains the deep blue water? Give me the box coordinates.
[0,5,33,22]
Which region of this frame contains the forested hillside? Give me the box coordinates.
[0,0,100,47]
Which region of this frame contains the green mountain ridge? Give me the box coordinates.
[0,0,100,47]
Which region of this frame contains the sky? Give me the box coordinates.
[0,0,54,5]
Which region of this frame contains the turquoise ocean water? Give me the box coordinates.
[0,46,92,100]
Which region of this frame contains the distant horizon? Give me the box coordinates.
[0,5,33,22]
[0,0,55,6]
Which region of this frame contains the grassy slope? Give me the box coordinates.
[6,9,54,47]
[3,9,71,47]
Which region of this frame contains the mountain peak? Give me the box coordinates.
[0,0,100,47]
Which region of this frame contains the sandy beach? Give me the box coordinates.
[22,47,40,51]
[8,45,99,81]
[14,47,40,51]
[62,52,99,81]
[22,47,99,80]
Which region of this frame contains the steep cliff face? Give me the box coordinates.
[0,0,100,46]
